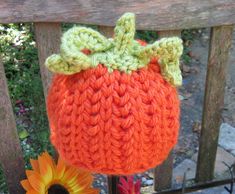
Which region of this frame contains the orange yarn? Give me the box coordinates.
[47,56,180,175]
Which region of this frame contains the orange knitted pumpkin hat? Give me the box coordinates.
[45,13,183,175]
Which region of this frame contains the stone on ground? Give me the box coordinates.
[219,123,235,156]
[173,159,196,185]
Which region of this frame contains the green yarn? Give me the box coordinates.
[134,37,183,86]
[113,13,135,54]
[45,13,183,86]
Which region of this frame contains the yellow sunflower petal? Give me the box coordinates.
[38,153,53,185]
[67,177,80,189]
[26,170,34,179]
[28,172,45,193]
[61,166,79,185]
[70,174,94,193]
[21,179,33,191]
[55,156,66,179]
[30,159,40,173]
[26,190,38,194]
[70,184,82,193]
[75,170,94,188]
[42,152,56,174]
[83,188,100,194]
[72,186,99,194]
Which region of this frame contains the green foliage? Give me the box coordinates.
[62,23,98,32]
[181,29,199,65]
[136,30,158,42]
[0,166,7,193]
[182,29,198,42]
[1,24,38,106]
[0,23,53,165]
[182,46,192,64]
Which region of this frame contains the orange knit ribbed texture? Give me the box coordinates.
[47,59,180,175]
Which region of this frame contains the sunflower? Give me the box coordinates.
[21,152,99,194]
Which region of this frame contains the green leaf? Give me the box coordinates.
[19,129,29,139]
[37,130,49,141]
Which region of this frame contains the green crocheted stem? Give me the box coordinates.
[45,27,111,74]
[114,13,135,54]
[45,53,91,75]
[45,13,183,86]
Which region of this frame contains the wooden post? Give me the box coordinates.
[154,30,181,191]
[154,151,174,191]
[34,23,62,159]
[34,23,62,97]
[0,59,25,194]
[196,25,234,182]
[108,176,119,194]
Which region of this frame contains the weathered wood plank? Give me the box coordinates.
[154,151,173,191]
[1,0,235,30]
[34,23,61,160]
[98,26,114,38]
[154,30,181,191]
[0,59,25,194]
[34,23,61,97]
[196,25,234,182]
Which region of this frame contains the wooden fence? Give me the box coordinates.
[0,0,235,193]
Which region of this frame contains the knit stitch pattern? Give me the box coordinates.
[46,13,182,175]
[47,62,180,175]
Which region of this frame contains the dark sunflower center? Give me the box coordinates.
[48,184,69,194]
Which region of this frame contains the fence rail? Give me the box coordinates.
[0,1,235,193]
[1,0,235,30]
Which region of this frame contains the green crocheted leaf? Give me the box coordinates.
[113,13,135,54]
[44,12,183,87]
[134,37,183,86]
[45,53,91,75]
[61,27,112,53]
[45,27,112,74]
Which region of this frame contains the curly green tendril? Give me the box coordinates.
[45,13,183,86]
